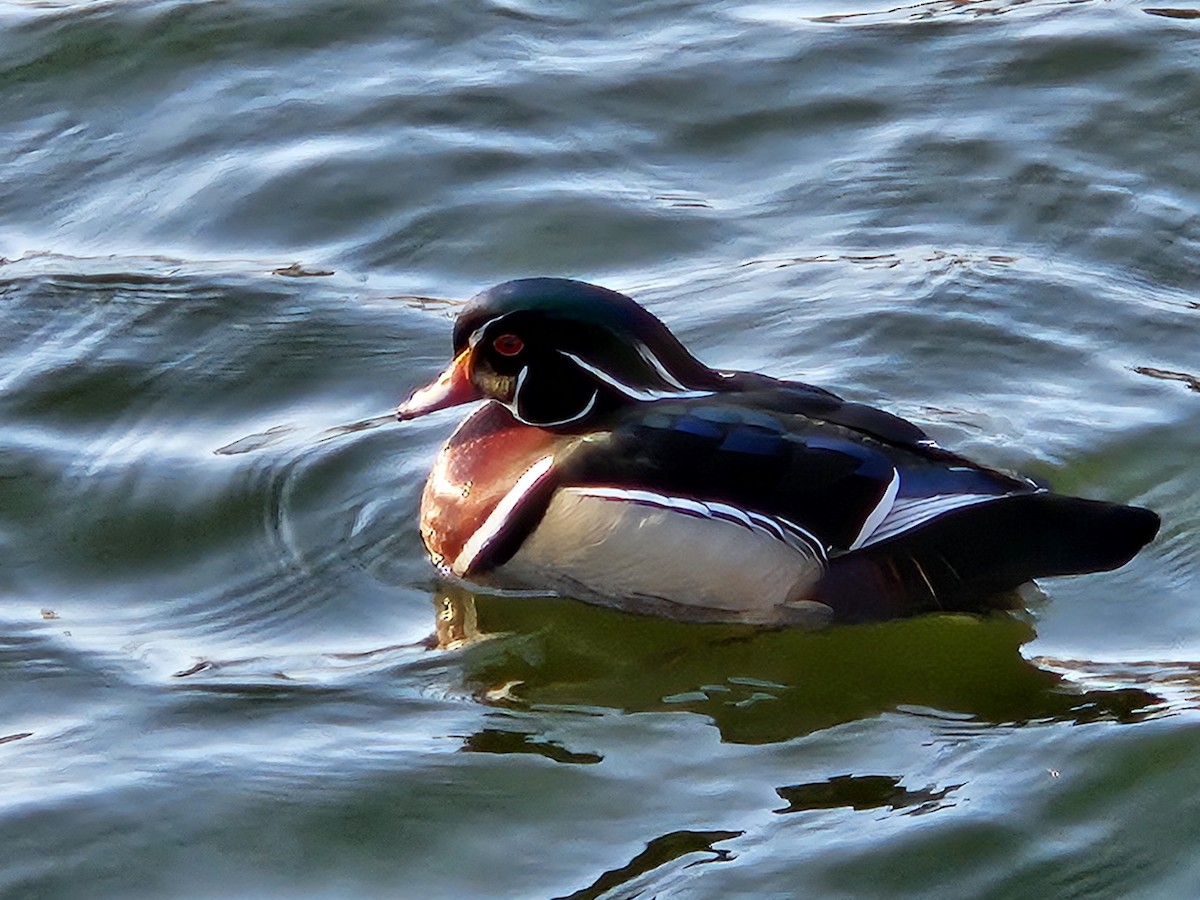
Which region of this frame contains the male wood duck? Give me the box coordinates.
[397,278,1160,626]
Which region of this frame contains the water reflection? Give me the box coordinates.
[552,829,742,900]
[774,774,962,817]
[435,585,1163,745]
[550,777,960,897]
[460,726,603,765]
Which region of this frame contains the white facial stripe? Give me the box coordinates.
[469,314,510,348]
[635,341,691,392]
[558,350,713,402]
[513,365,529,414]
[454,455,556,574]
[573,487,826,561]
[512,365,599,427]
[848,468,901,551]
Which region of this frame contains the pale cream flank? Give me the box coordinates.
[493,487,831,627]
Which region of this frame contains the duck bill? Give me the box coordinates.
[397,350,482,420]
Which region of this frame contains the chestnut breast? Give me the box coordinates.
[419,401,568,569]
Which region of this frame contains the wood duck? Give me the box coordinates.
[397,278,1160,626]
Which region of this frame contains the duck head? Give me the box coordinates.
[397,278,724,428]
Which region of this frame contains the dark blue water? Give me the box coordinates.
[2,1,1198,896]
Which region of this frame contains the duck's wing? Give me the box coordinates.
[723,372,1030,469]
[700,378,1084,552]
[558,396,1029,555]
[718,371,936,450]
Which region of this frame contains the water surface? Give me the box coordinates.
[2,0,1199,897]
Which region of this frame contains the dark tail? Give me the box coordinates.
[817,494,1160,622]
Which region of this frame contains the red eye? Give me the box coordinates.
[492,333,524,357]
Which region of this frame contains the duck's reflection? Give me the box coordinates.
[551,776,962,900]
[773,774,962,817]
[551,829,742,900]
[434,584,1163,745]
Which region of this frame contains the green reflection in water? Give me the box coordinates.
[435,585,1160,745]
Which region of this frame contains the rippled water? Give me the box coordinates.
[2,0,1199,896]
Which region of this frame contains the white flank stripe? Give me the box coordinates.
[776,516,829,557]
[744,510,789,541]
[705,501,759,531]
[848,468,901,550]
[666,496,711,516]
[454,455,556,574]
[558,351,713,402]
[573,487,826,561]
[707,502,784,542]
[582,486,665,505]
